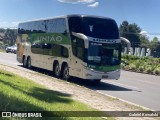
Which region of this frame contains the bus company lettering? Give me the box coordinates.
[35,35,62,43]
[90,37,120,43]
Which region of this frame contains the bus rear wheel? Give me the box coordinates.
[53,63,61,78]
[62,64,70,80]
[27,57,32,69]
[23,56,27,68]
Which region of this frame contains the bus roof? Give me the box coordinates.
[18,14,115,25]
[67,14,114,20]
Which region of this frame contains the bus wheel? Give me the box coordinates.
[53,63,61,78]
[27,57,32,69]
[62,64,70,80]
[23,56,27,68]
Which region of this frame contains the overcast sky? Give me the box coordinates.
[0,0,159,39]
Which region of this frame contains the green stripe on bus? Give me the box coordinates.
[87,64,120,72]
[29,33,71,45]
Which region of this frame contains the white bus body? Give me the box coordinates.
[17,15,121,82]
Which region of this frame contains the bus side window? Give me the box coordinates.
[72,37,85,60]
[31,43,42,54]
[52,44,61,57]
[42,43,52,55]
[42,43,52,49]
[76,38,85,60]
[61,46,69,58]
[45,18,67,34]
[71,37,77,57]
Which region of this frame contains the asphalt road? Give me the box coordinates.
[0,52,160,110]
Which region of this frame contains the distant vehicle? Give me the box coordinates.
[17,14,130,83]
[6,45,17,54]
[11,45,17,54]
[6,46,12,53]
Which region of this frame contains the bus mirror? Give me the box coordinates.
[72,32,88,48]
[120,37,131,53]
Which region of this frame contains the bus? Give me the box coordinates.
[17,14,123,83]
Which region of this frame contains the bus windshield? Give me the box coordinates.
[83,17,119,39]
[68,16,119,39]
[87,42,121,66]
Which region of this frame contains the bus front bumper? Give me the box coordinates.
[82,69,121,80]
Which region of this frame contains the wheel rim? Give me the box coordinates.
[23,57,27,67]
[55,65,60,76]
[63,66,69,80]
[28,58,31,68]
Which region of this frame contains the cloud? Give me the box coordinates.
[140,31,160,41]
[57,0,99,7]
[58,0,95,4]
[88,2,99,8]
[140,31,149,38]
[0,21,19,28]
[140,31,148,35]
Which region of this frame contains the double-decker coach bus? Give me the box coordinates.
[17,14,123,82]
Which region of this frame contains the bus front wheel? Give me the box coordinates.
[62,64,70,80]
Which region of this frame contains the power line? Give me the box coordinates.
[120,32,160,35]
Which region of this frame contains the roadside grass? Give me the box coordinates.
[0,69,114,120]
[0,49,4,52]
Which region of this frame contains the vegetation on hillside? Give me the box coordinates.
[121,54,160,76]
[119,21,160,58]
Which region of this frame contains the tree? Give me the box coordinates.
[119,21,141,47]
[3,29,17,45]
[150,37,160,57]
[140,35,150,48]
[0,28,5,33]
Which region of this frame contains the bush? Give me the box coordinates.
[134,60,142,68]
[123,65,130,71]
[122,54,160,76]
[121,63,126,69]
[145,66,153,74]
[153,67,160,75]
[138,66,145,72]
[129,64,136,71]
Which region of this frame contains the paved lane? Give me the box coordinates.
[90,70,160,110]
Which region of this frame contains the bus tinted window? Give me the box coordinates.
[46,18,67,34]
[52,44,69,58]
[61,46,69,58]
[31,42,69,57]
[42,43,52,55]
[68,17,82,33]
[18,21,46,34]
[31,43,43,54]
[31,21,46,33]
[42,43,52,49]
[83,17,119,39]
